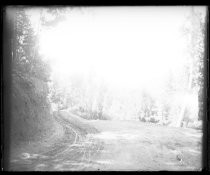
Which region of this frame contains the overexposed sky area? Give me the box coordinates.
[28,6,205,92]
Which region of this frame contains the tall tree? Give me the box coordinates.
[8,7,55,144]
[175,7,206,127]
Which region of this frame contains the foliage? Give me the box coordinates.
[12,8,51,81]
[174,7,206,127]
[138,91,158,122]
[31,7,205,128]
[9,7,54,142]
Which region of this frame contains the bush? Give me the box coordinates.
[187,121,202,130]
[149,116,160,124]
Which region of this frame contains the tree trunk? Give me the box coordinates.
[174,7,197,128]
[175,49,194,127]
[175,62,193,127]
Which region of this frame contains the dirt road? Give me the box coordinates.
[87,120,202,171]
[9,111,202,171]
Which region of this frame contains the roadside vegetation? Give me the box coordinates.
[4,6,206,171]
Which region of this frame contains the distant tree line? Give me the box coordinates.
[49,7,206,130]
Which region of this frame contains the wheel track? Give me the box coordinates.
[42,111,103,170]
[11,111,104,171]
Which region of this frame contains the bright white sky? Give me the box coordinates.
[29,7,196,93]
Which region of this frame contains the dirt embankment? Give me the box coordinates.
[8,110,102,171]
[10,75,57,147]
[9,105,99,163]
[57,110,99,135]
[9,72,98,148]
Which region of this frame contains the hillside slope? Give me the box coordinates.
[10,74,56,146]
[9,110,101,171]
